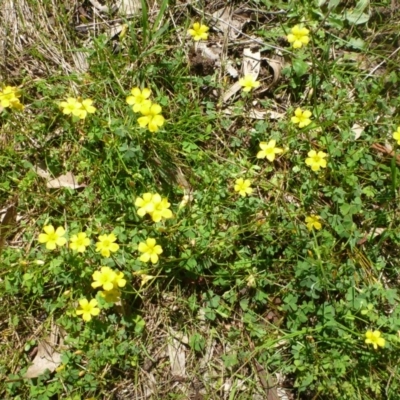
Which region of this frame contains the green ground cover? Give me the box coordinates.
[1,0,400,399]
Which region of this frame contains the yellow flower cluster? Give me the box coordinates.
[0,86,24,110]
[38,225,119,258]
[134,193,174,265]
[126,87,165,133]
[60,97,96,120]
[135,193,173,222]
[76,267,126,321]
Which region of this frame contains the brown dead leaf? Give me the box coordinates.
[243,47,261,78]
[211,6,249,40]
[225,61,239,78]
[248,109,284,120]
[46,172,86,189]
[88,0,110,12]
[168,336,186,378]
[117,0,141,16]
[223,48,261,103]
[0,199,18,256]
[264,53,283,86]
[34,165,51,179]
[351,123,364,140]
[357,227,385,245]
[24,325,65,378]
[222,81,243,103]
[196,42,222,62]
[222,107,284,120]
[371,143,400,165]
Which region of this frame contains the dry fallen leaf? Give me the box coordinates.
[117,0,141,16]
[225,61,239,78]
[351,123,364,140]
[196,42,222,62]
[249,109,284,120]
[168,335,186,378]
[223,107,284,120]
[25,325,64,378]
[264,52,284,87]
[222,81,243,103]
[34,165,51,179]
[371,143,400,165]
[211,6,249,40]
[242,47,261,78]
[223,48,261,103]
[0,199,18,256]
[46,172,86,189]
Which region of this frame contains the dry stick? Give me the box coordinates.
[364,45,400,79]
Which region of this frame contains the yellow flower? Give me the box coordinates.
[126,87,152,112]
[38,225,67,250]
[92,266,117,291]
[149,194,173,223]
[305,150,327,172]
[393,127,400,145]
[69,232,90,253]
[113,271,127,288]
[0,86,23,110]
[60,97,82,117]
[60,97,96,119]
[234,178,253,197]
[95,233,119,257]
[188,22,209,41]
[365,330,385,350]
[138,238,163,264]
[135,193,156,217]
[77,99,96,119]
[0,86,17,107]
[135,193,173,222]
[9,98,24,110]
[239,75,260,92]
[76,298,100,322]
[287,25,310,49]
[99,288,121,303]
[256,140,283,162]
[291,108,312,128]
[305,215,322,231]
[138,103,165,133]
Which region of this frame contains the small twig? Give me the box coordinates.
[364,45,400,79]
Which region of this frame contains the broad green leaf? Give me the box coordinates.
[292,59,309,77]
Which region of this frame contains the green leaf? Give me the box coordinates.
[189,333,205,352]
[346,0,370,25]
[328,0,341,9]
[292,59,309,77]
[222,352,238,368]
[347,38,366,50]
